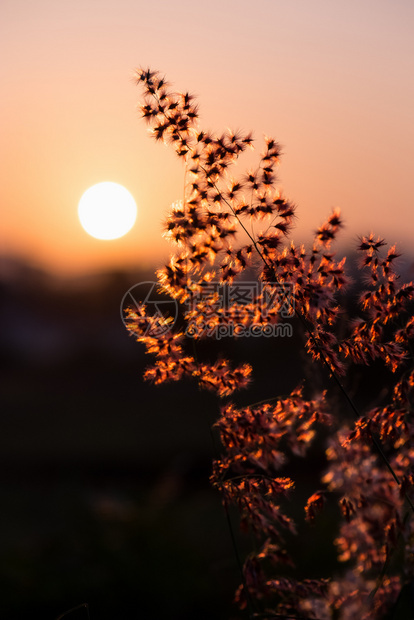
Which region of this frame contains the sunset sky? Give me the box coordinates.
[1,0,413,277]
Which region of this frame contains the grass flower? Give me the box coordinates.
[129,67,414,618]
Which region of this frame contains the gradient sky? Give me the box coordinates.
[1,0,413,276]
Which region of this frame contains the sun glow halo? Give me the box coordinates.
[78,182,137,240]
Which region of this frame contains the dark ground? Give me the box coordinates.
[0,256,410,619]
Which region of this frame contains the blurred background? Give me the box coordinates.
[0,260,319,619]
[0,261,247,619]
[1,0,414,617]
[2,0,414,276]
[2,257,413,619]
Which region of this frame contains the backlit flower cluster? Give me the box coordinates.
[129,68,414,618]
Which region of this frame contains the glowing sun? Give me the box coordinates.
[78,182,137,240]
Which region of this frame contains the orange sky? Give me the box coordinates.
[1,0,413,277]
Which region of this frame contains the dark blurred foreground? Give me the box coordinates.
[1,255,413,619]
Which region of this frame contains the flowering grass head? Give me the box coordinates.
[128,67,414,618]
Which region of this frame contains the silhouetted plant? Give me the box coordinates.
[127,68,414,619]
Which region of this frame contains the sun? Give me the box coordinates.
[78,182,137,240]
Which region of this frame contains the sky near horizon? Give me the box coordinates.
[1,0,413,277]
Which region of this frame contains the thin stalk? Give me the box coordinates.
[190,338,259,617]
[56,604,90,620]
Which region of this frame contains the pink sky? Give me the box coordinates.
[1,0,413,276]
